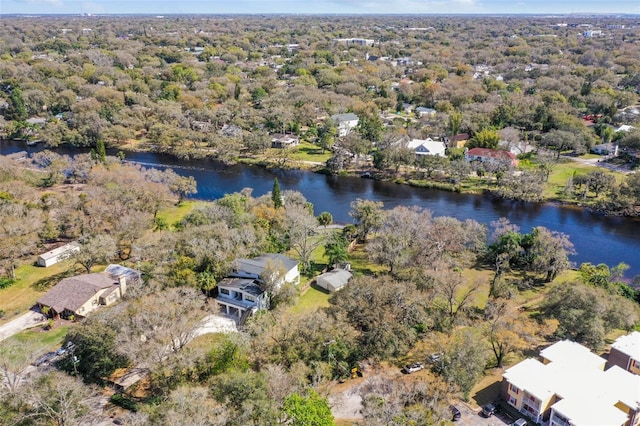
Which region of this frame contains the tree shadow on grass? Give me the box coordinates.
[471,376,502,407]
[297,146,324,156]
[31,268,81,291]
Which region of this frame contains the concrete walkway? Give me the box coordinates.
[0,309,47,342]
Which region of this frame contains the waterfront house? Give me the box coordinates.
[406,138,446,157]
[465,147,519,168]
[271,133,300,149]
[330,113,359,137]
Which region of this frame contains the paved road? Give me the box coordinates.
[0,309,46,342]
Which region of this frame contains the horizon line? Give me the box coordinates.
[1,12,639,17]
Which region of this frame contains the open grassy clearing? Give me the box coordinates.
[155,200,208,229]
[347,244,387,276]
[545,158,620,199]
[0,260,83,323]
[288,142,332,163]
[293,286,332,313]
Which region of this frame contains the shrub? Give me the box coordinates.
[0,277,15,289]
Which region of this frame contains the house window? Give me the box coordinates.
[220,288,230,295]
[245,295,255,302]
[508,395,517,406]
[509,384,520,395]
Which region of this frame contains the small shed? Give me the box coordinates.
[316,268,353,293]
[37,242,80,267]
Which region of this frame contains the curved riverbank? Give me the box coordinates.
[2,140,640,276]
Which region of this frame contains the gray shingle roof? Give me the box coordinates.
[217,277,264,297]
[235,254,298,276]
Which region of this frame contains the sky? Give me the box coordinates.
[2,0,639,15]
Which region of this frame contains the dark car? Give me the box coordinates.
[32,351,56,367]
[481,403,497,417]
[401,362,424,374]
[450,405,461,421]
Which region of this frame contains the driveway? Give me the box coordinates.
[0,309,46,342]
[191,314,237,338]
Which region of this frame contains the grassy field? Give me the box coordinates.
[155,200,208,229]
[347,244,387,276]
[288,142,332,163]
[544,157,622,200]
[0,260,82,323]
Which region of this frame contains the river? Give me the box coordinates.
[2,141,640,278]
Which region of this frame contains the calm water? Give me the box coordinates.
[3,141,640,277]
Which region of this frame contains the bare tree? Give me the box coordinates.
[285,204,324,273]
[68,234,117,274]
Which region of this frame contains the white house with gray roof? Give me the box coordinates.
[232,253,300,288]
[215,277,269,320]
[406,138,446,157]
[330,113,359,137]
[316,268,353,293]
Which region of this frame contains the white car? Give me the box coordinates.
[401,362,424,374]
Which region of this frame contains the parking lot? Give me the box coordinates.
[454,402,518,426]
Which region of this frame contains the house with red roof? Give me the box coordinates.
[465,147,519,168]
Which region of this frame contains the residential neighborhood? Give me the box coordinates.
[1,9,640,426]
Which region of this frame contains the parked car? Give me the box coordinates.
[428,353,442,363]
[481,402,497,417]
[401,362,424,374]
[450,405,461,421]
[512,419,528,426]
[32,352,56,367]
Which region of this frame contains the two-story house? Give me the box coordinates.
[215,277,269,321]
[330,113,359,137]
[502,340,640,426]
[232,253,300,288]
[608,331,640,375]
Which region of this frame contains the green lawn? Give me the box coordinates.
[11,325,69,349]
[288,142,332,163]
[347,244,387,276]
[1,325,70,363]
[544,158,621,200]
[0,260,82,323]
[292,285,332,314]
[156,200,208,229]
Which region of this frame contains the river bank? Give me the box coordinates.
[3,139,640,276]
